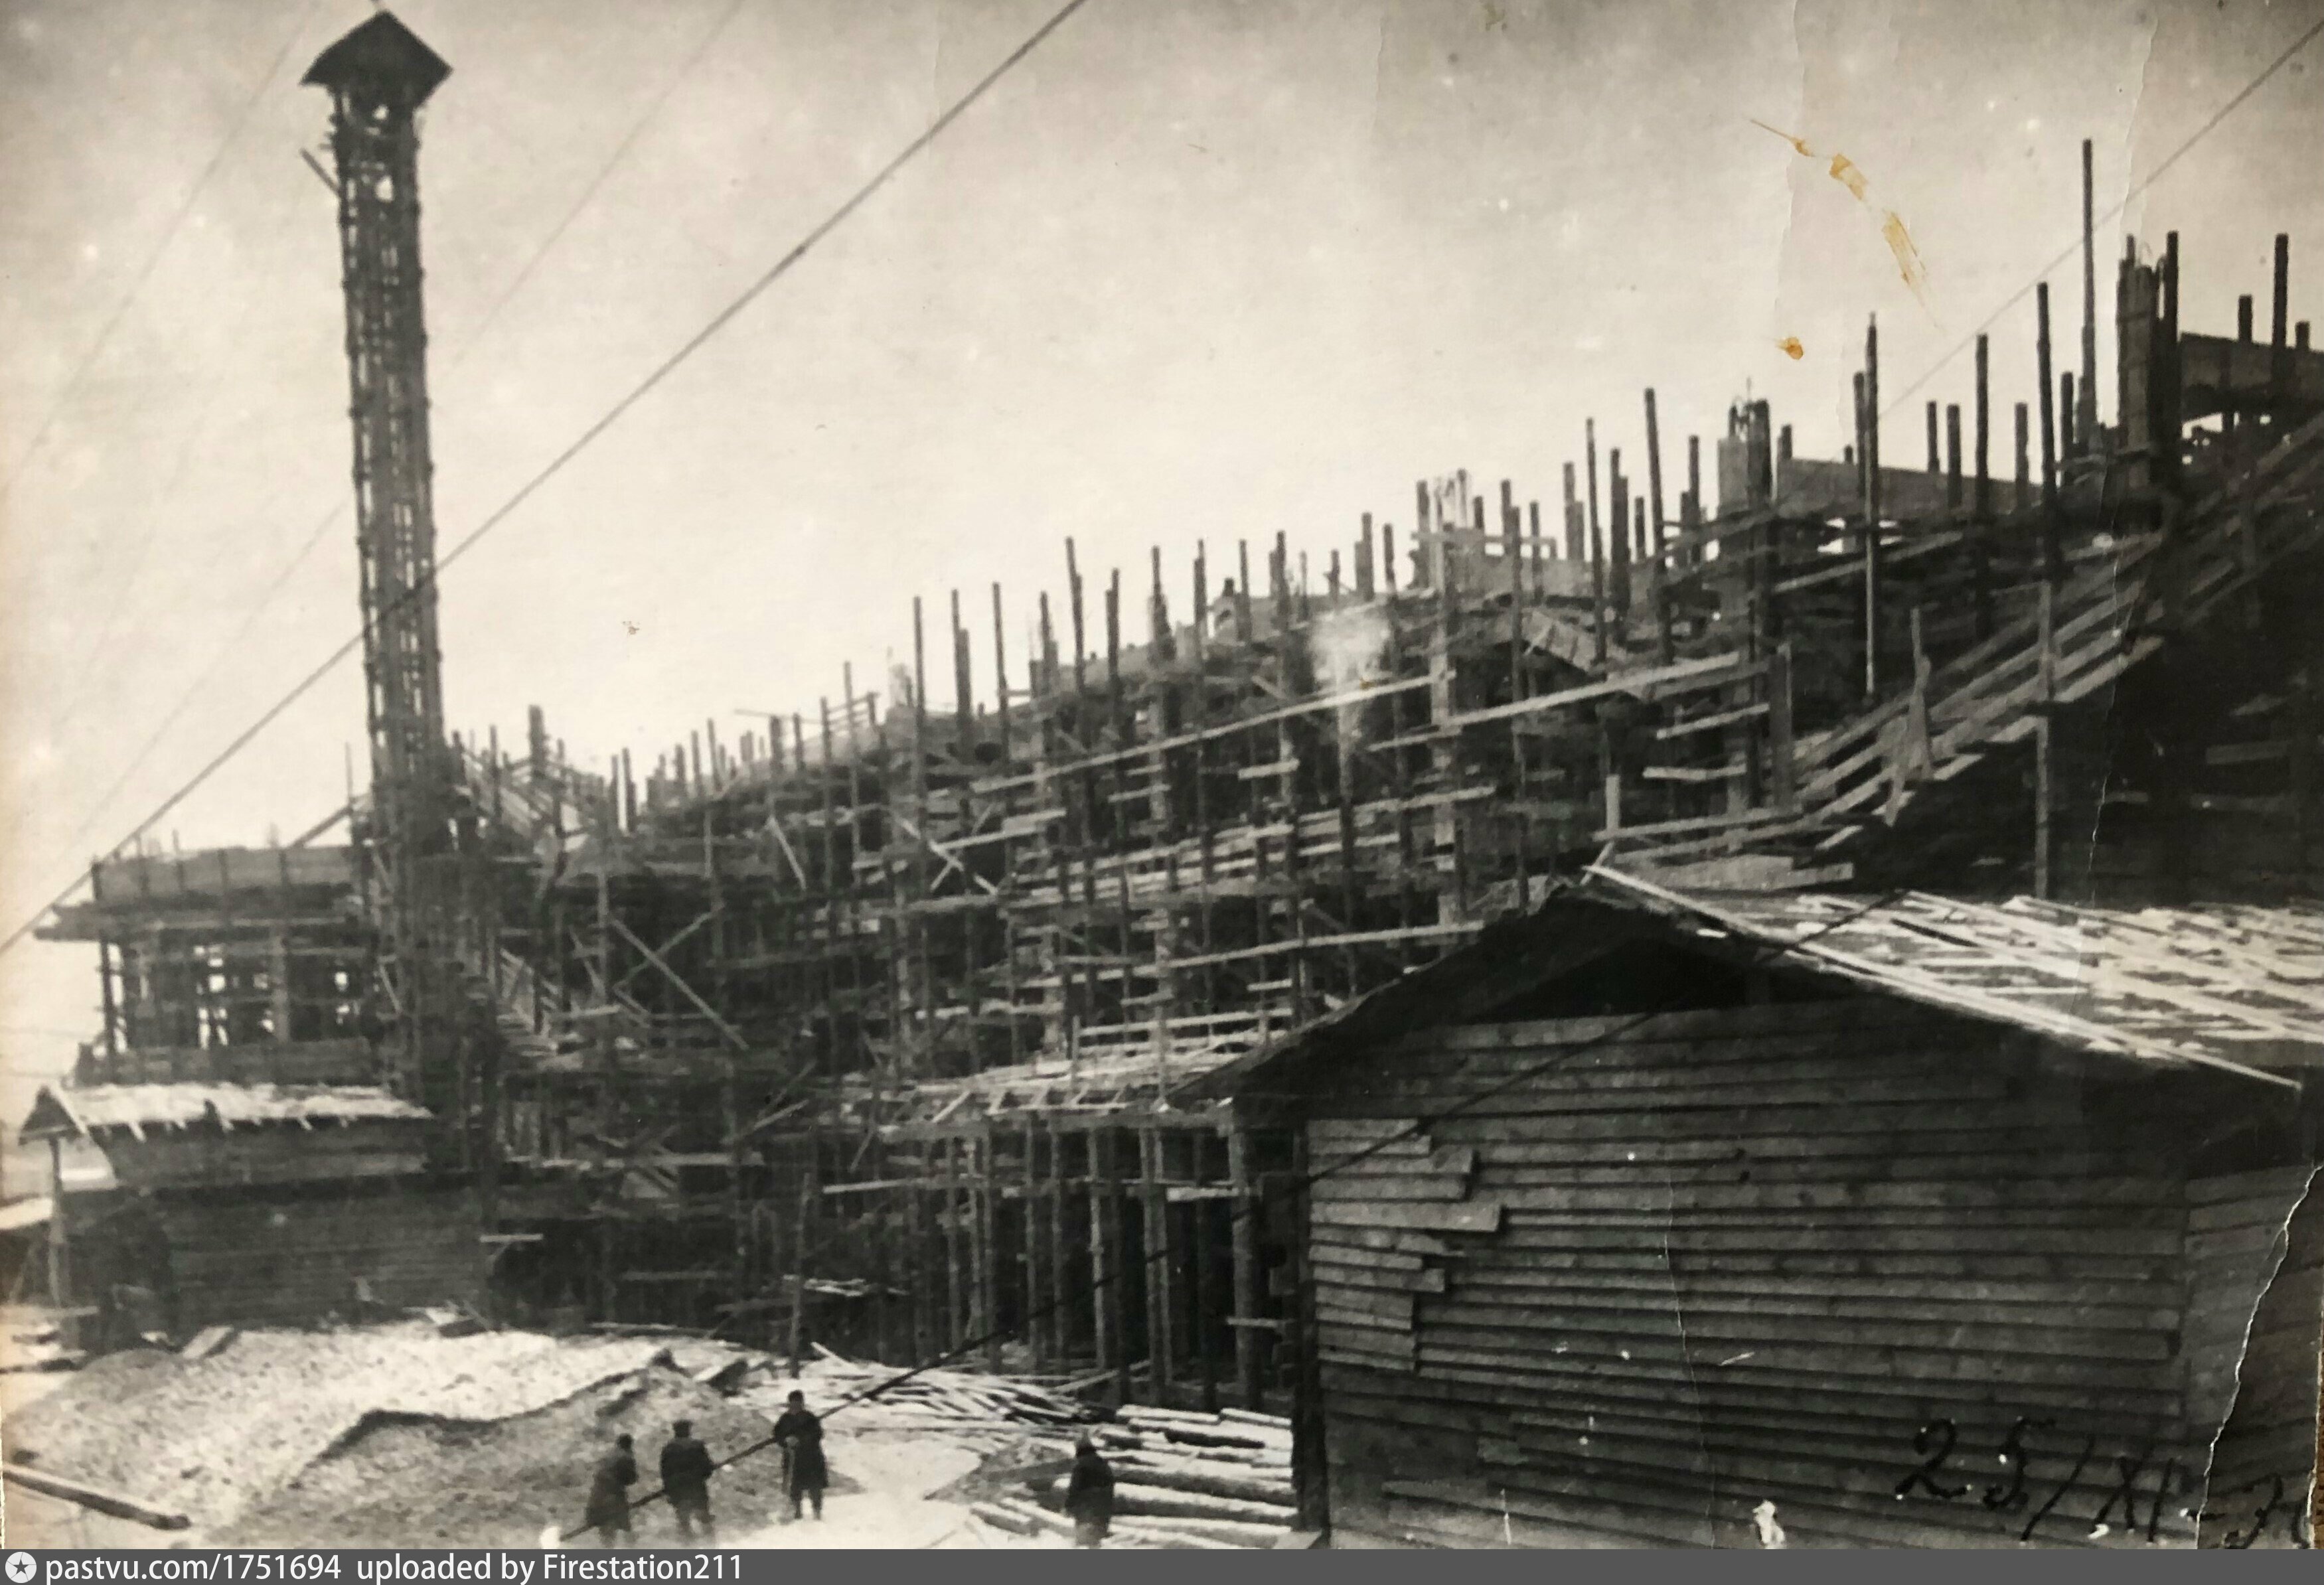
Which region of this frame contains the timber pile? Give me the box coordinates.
[983,1404,1296,1548]
[782,1343,1096,1429]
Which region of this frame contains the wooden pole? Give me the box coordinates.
[1974,334,1993,639]
[951,591,974,752]
[1685,435,1703,566]
[1646,389,1673,663]
[978,1130,1002,1370]
[1861,316,1883,700]
[1607,447,1630,627]
[1228,1126,1264,1409]
[1945,404,1962,511]
[2034,581,2058,899]
[2080,138,2099,452]
[2037,281,2060,579]
[944,1135,967,1353]
[45,1136,69,1314]
[1024,1120,1046,1371]
[1586,422,1607,668]
[787,1170,814,1375]
[2014,403,2031,511]
[3,1464,191,1531]
[990,584,1012,750]
[1091,1128,1123,1401]
[1192,1142,1219,1414]
[1141,1126,1174,1393]
[907,1172,933,1367]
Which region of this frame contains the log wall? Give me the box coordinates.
[68,1181,482,1333]
[1297,997,2319,1548]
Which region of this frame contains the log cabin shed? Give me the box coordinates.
[19,1083,481,1337]
[1196,871,2324,1548]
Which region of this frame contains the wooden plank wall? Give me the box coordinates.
[129,1185,483,1330]
[2193,1168,2321,1548]
[102,1124,430,1192]
[1300,997,2309,1548]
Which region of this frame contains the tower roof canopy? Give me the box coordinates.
[303,11,450,104]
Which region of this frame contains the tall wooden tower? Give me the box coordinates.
[305,12,457,1108]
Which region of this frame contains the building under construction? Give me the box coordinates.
[21,10,2324,1540]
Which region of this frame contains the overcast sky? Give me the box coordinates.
[2,0,2320,1100]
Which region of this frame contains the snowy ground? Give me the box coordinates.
[0,1324,1089,1550]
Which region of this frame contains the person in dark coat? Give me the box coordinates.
[772,1390,826,1521]
[583,1433,637,1547]
[1063,1433,1115,1549]
[660,1419,716,1543]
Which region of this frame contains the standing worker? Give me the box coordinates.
[772,1390,827,1522]
[660,1419,717,1543]
[583,1432,638,1547]
[1064,1432,1115,1548]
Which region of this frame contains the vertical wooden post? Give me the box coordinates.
[1091,1128,1123,1400]
[1228,1125,1265,1409]
[978,1129,1002,1370]
[2160,232,2181,491]
[787,1170,814,1375]
[2033,581,2058,899]
[1769,639,1796,814]
[1192,1139,1219,1414]
[1945,404,1963,512]
[1607,447,1630,627]
[943,1134,967,1353]
[2015,404,2031,510]
[1974,334,1993,639]
[1861,316,1883,701]
[1506,494,1531,903]
[1685,435,1703,567]
[1561,463,1581,562]
[1288,1128,1327,1533]
[950,591,974,753]
[1141,1126,1174,1393]
[45,1137,70,1314]
[2037,282,2060,580]
[907,1174,933,1367]
[97,933,121,1061]
[1585,421,1607,668]
[1045,1120,1068,1371]
[1645,388,1672,663]
[1024,1120,1047,1371]
[2080,139,2098,453]
[2271,234,2291,408]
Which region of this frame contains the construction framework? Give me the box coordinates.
[441,163,2322,1406]
[31,16,2324,1416]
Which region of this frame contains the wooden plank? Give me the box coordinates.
[1314,1261,1448,1296]
[1310,1200,1503,1235]
[1308,1175,1470,1204]
[3,1464,193,1530]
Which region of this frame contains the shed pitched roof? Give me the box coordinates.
[1190,875,2323,1101]
[1587,868,2323,1085]
[19,1083,431,1144]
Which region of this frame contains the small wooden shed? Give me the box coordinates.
[1201,875,2324,1548]
[19,1083,481,1336]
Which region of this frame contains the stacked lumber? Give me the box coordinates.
[969,1495,1246,1549]
[791,1343,1095,1428]
[1018,1404,1296,1548]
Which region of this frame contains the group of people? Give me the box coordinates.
[581,1390,829,1547]
[580,1390,1124,1548]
